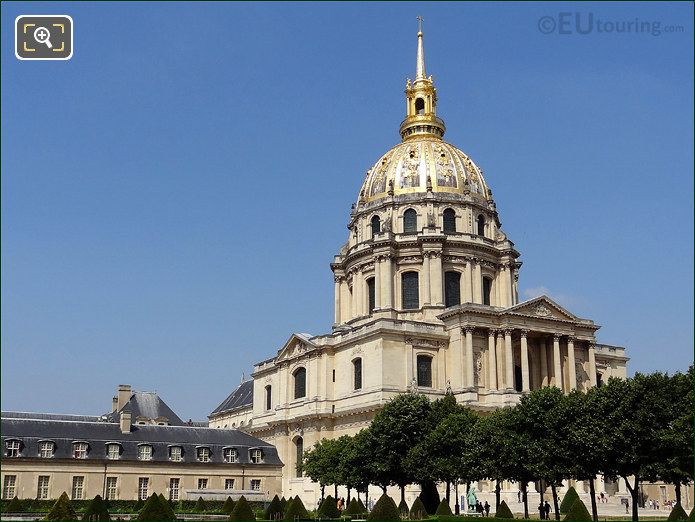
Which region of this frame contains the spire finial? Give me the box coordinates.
[416,16,426,80]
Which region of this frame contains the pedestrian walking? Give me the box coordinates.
[484,501,490,518]
[538,502,545,520]
[544,500,551,519]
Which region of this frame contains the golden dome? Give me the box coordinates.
[358,138,491,204]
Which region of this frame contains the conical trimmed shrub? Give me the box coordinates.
[284,496,308,520]
[689,507,695,521]
[563,498,591,521]
[223,497,236,515]
[495,500,514,519]
[195,496,207,513]
[345,498,362,516]
[435,499,452,516]
[357,498,366,512]
[158,493,176,520]
[410,496,427,519]
[264,495,283,520]
[280,497,287,514]
[560,486,580,514]
[134,498,145,512]
[45,492,77,521]
[397,498,409,515]
[367,494,399,521]
[318,495,340,518]
[137,494,171,521]
[667,503,689,521]
[83,494,110,521]
[230,495,255,521]
[5,496,22,513]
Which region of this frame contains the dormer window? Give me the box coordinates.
[106,443,121,460]
[169,446,183,462]
[72,442,89,459]
[197,447,210,462]
[6,440,21,457]
[39,441,55,458]
[250,449,263,463]
[138,444,153,461]
[223,448,239,463]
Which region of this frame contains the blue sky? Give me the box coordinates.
[2,2,693,421]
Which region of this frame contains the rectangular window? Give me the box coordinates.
[169,478,180,501]
[482,277,492,306]
[105,477,118,501]
[250,479,261,491]
[265,385,272,411]
[6,440,20,457]
[39,441,54,458]
[353,358,363,390]
[138,445,153,461]
[224,479,234,490]
[37,476,50,500]
[71,476,84,500]
[197,478,208,490]
[170,446,182,462]
[223,448,238,463]
[197,447,210,462]
[444,271,461,308]
[107,444,120,460]
[2,475,17,499]
[138,478,149,500]
[416,355,433,388]
[250,449,263,464]
[367,277,375,314]
[73,442,88,459]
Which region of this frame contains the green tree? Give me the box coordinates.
[302,437,343,500]
[229,495,255,521]
[44,492,77,521]
[83,494,110,521]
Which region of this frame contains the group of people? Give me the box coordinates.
[647,498,672,510]
[471,500,491,516]
[537,501,553,519]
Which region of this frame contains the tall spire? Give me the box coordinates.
[416,15,426,80]
[399,17,446,141]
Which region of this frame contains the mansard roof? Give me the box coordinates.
[210,380,253,416]
[1,414,281,466]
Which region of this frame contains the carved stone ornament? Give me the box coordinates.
[352,345,363,355]
[296,342,306,353]
[445,380,453,395]
[532,303,553,317]
[474,352,483,377]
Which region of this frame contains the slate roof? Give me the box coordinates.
[105,391,185,426]
[210,380,253,416]
[1,412,103,423]
[1,414,282,466]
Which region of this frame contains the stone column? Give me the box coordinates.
[539,339,548,387]
[567,337,577,390]
[464,326,475,388]
[431,253,443,306]
[504,329,514,390]
[473,260,482,304]
[553,334,563,390]
[499,266,508,308]
[463,260,473,303]
[588,343,597,387]
[504,264,513,308]
[520,330,530,392]
[488,330,497,391]
[422,253,431,306]
[354,269,363,317]
[334,276,342,324]
[496,331,505,388]
[373,258,381,310]
[383,256,393,308]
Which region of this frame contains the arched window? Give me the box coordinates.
[371,215,381,237]
[293,367,306,399]
[416,355,433,387]
[401,271,419,310]
[367,277,376,314]
[265,385,272,411]
[444,271,461,308]
[476,215,486,236]
[353,358,363,390]
[403,209,417,234]
[295,437,304,478]
[482,277,492,306]
[443,208,456,233]
[415,97,425,115]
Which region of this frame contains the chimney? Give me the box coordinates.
[117,384,132,411]
[112,396,118,412]
[120,410,132,433]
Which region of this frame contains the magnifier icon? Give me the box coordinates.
[33,26,53,49]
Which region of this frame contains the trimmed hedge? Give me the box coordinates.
[45,492,77,521]
[4,496,22,513]
[82,495,110,521]
[667,503,689,521]
[495,500,514,519]
[563,498,591,521]
[435,499,453,516]
[317,495,340,518]
[367,494,400,521]
[410,496,428,519]
[559,486,580,514]
[230,495,255,521]
[264,495,282,520]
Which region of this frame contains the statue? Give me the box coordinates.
[467,486,477,512]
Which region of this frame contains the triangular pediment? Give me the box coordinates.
[275,333,317,362]
[505,295,578,321]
